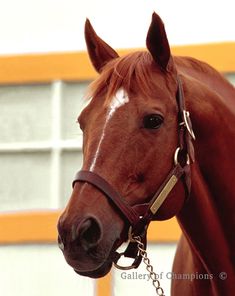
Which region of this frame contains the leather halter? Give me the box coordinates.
[72,76,195,269]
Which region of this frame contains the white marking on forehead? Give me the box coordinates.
[109,88,129,115]
[89,88,129,171]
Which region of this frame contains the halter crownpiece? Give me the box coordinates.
[72,76,195,270]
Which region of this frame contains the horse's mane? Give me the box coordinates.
[87,51,162,102]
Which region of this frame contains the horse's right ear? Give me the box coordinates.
[85,19,119,73]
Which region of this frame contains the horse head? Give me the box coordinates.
[57,12,190,278]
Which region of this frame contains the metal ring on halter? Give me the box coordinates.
[113,252,139,270]
[174,147,190,166]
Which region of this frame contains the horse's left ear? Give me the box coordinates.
[146,12,172,71]
[85,19,119,73]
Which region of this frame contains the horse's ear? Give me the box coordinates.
[85,19,119,73]
[146,12,172,71]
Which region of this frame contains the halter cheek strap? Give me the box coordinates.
[72,76,195,270]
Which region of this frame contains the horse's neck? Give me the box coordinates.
[176,56,235,105]
[178,165,235,293]
[177,68,235,293]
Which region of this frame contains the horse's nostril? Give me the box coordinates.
[58,215,102,252]
[78,217,102,251]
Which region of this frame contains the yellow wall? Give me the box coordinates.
[0,43,234,84]
[0,211,180,244]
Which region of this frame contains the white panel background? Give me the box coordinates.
[113,243,177,296]
[0,0,234,55]
[0,245,95,296]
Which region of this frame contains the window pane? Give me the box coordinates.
[0,84,52,143]
[60,150,83,207]
[0,152,51,211]
[225,73,235,85]
[61,82,90,140]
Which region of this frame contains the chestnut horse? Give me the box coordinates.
[57,13,235,295]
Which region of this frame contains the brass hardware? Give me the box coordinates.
[150,175,178,214]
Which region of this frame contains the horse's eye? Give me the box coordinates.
[143,114,164,129]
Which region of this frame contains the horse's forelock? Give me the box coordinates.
[86,51,160,104]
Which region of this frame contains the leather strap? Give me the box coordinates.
[177,77,195,163]
[73,170,140,226]
[73,163,189,235]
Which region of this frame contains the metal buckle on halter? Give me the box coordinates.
[182,110,196,140]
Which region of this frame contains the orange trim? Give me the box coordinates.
[148,218,181,242]
[96,272,112,296]
[0,52,94,84]
[0,211,180,244]
[0,211,60,244]
[0,42,234,84]
[171,42,235,73]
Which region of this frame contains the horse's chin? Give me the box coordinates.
[70,238,124,279]
[74,260,113,278]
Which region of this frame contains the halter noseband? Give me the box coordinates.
[72,76,195,270]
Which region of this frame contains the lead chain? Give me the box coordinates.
[133,236,165,296]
